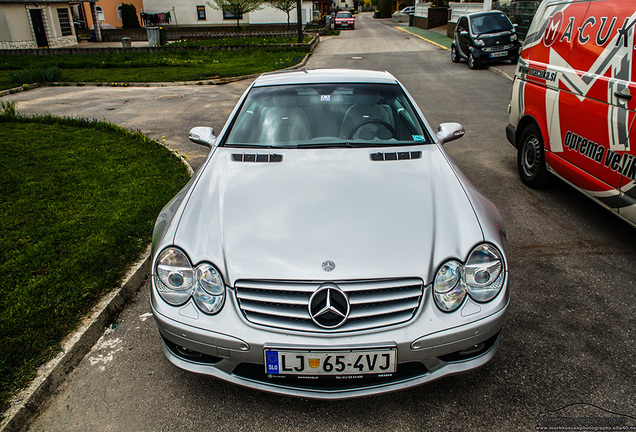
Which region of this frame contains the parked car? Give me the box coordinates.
[334,11,355,30]
[507,0,636,227]
[400,6,415,15]
[451,10,521,69]
[151,68,510,399]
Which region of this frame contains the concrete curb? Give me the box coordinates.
[0,247,152,432]
[0,134,196,432]
[487,65,514,82]
[396,26,450,50]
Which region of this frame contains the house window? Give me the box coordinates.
[57,8,73,36]
[95,6,105,21]
[117,5,122,20]
[223,10,243,20]
[197,5,206,20]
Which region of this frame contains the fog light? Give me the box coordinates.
[458,343,485,356]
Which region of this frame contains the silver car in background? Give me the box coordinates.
[151,69,509,399]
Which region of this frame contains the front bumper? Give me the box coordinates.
[472,44,520,64]
[506,123,516,148]
[151,281,509,399]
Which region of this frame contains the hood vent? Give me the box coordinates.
[231,153,283,163]
[370,151,422,161]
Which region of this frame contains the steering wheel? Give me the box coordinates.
[347,119,397,139]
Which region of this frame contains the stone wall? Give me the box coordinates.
[0,34,319,56]
[100,25,299,42]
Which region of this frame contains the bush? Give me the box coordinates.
[9,66,61,84]
[377,0,392,18]
[121,3,141,29]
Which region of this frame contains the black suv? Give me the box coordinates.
[451,11,521,69]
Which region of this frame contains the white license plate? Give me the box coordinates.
[490,51,507,58]
[265,348,397,376]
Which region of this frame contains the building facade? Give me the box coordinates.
[0,0,88,48]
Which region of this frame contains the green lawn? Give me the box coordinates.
[0,109,190,411]
[0,47,307,90]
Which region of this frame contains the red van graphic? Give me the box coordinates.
[507,0,636,227]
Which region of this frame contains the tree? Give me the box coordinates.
[207,0,263,30]
[268,0,297,29]
[120,3,141,29]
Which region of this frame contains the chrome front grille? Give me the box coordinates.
[234,278,424,332]
[483,44,514,52]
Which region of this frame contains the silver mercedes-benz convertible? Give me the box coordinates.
[150,68,509,399]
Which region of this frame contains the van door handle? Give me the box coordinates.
[614,91,632,101]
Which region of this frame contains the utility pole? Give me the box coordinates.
[89,0,102,42]
[296,0,302,43]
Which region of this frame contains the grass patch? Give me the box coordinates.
[9,66,62,85]
[0,104,190,411]
[0,48,307,90]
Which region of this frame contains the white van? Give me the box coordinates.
[506,0,636,227]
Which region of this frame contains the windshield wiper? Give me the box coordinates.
[297,141,428,149]
[295,142,354,149]
[224,143,297,149]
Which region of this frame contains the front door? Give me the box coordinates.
[30,9,48,48]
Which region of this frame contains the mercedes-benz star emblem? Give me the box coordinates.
[322,260,336,272]
[308,284,350,329]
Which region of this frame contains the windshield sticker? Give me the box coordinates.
[412,135,424,141]
[321,95,331,102]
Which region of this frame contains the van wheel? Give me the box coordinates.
[451,45,461,63]
[468,53,479,69]
[517,124,551,188]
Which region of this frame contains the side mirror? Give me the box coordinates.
[188,126,216,147]
[460,30,468,36]
[513,23,519,30]
[436,122,465,144]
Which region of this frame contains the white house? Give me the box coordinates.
[0,0,93,49]
[141,0,315,27]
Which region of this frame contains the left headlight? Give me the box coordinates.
[510,33,518,42]
[154,247,226,314]
[433,243,505,312]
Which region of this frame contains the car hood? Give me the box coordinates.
[173,146,484,285]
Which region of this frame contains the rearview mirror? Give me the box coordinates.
[436,123,465,144]
[188,126,216,147]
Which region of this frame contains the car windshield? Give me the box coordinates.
[470,13,512,34]
[223,83,431,148]
[336,12,353,18]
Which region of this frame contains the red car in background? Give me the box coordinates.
[334,11,355,30]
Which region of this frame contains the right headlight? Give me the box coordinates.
[433,243,505,312]
[155,247,194,306]
[473,38,485,47]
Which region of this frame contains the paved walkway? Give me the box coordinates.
[400,25,452,49]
